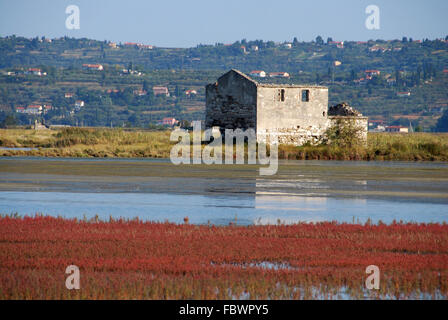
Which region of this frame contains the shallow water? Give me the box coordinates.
[0,157,447,225]
[0,147,37,151]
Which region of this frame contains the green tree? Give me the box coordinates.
[0,114,17,128]
[435,109,448,132]
[143,79,150,92]
[293,37,299,47]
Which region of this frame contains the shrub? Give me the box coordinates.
[324,118,366,148]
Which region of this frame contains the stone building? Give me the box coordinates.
[205,69,367,145]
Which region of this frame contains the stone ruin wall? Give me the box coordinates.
[205,70,368,147]
[257,124,329,146]
[205,72,257,131]
[256,85,330,145]
[257,117,368,146]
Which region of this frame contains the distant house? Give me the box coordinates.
[133,89,147,96]
[185,89,197,96]
[43,105,52,113]
[26,105,42,114]
[368,120,385,127]
[370,125,386,132]
[369,46,389,53]
[397,92,411,97]
[333,61,342,67]
[249,70,266,78]
[269,72,290,78]
[108,42,117,48]
[385,126,409,133]
[75,101,85,111]
[365,70,381,77]
[28,68,44,76]
[15,107,25,113]
[82,64,104,71]
[138,44,153,50]
[250,45,259,51]
[353,77,368,85]
[122,69,142,76]
[123,42,153,49]
[329,41,344,48]
[153,86,170,97]
[65,93,74,98]
[124,42,139,48]
[283,43,292,49]
[160,117,178,126]
[386,78,396,86]
[443,69,448,74]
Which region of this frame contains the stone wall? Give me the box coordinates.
[205,70,257,131]
[256,86,329,132]
[256,85,329,145]
[258,116,368,146]
[257,125,328,145]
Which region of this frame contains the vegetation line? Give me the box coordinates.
[1,128,448,161]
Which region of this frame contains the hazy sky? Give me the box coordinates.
[0,0,447,47]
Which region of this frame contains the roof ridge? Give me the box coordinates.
[229,69,258,84]
[217,69,328,89]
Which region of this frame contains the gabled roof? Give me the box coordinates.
[218,69,258,85]
[216,69,327,89]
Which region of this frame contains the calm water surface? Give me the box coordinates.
[0,157,447,225]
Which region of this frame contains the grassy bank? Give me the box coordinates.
[1,127,448,161]
[0,128,173,158]
[280,132,448,161]
[0,215,447,299]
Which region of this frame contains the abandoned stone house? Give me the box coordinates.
[205,69,367,145]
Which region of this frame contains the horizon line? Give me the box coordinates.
[1,33,447,49]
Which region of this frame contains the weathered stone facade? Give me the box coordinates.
[205,69,367,145]
[206,69,257,130]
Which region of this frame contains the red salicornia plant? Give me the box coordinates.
[0,215,447,299]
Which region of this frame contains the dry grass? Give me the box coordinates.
[279,133,448,161]
[0,128,173,158]
[1,128,448,161]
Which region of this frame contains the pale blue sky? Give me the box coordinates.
[0,0,447,47]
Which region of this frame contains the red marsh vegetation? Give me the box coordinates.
[0,215,447,299]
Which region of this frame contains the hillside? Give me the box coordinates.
[0,35,447,130]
